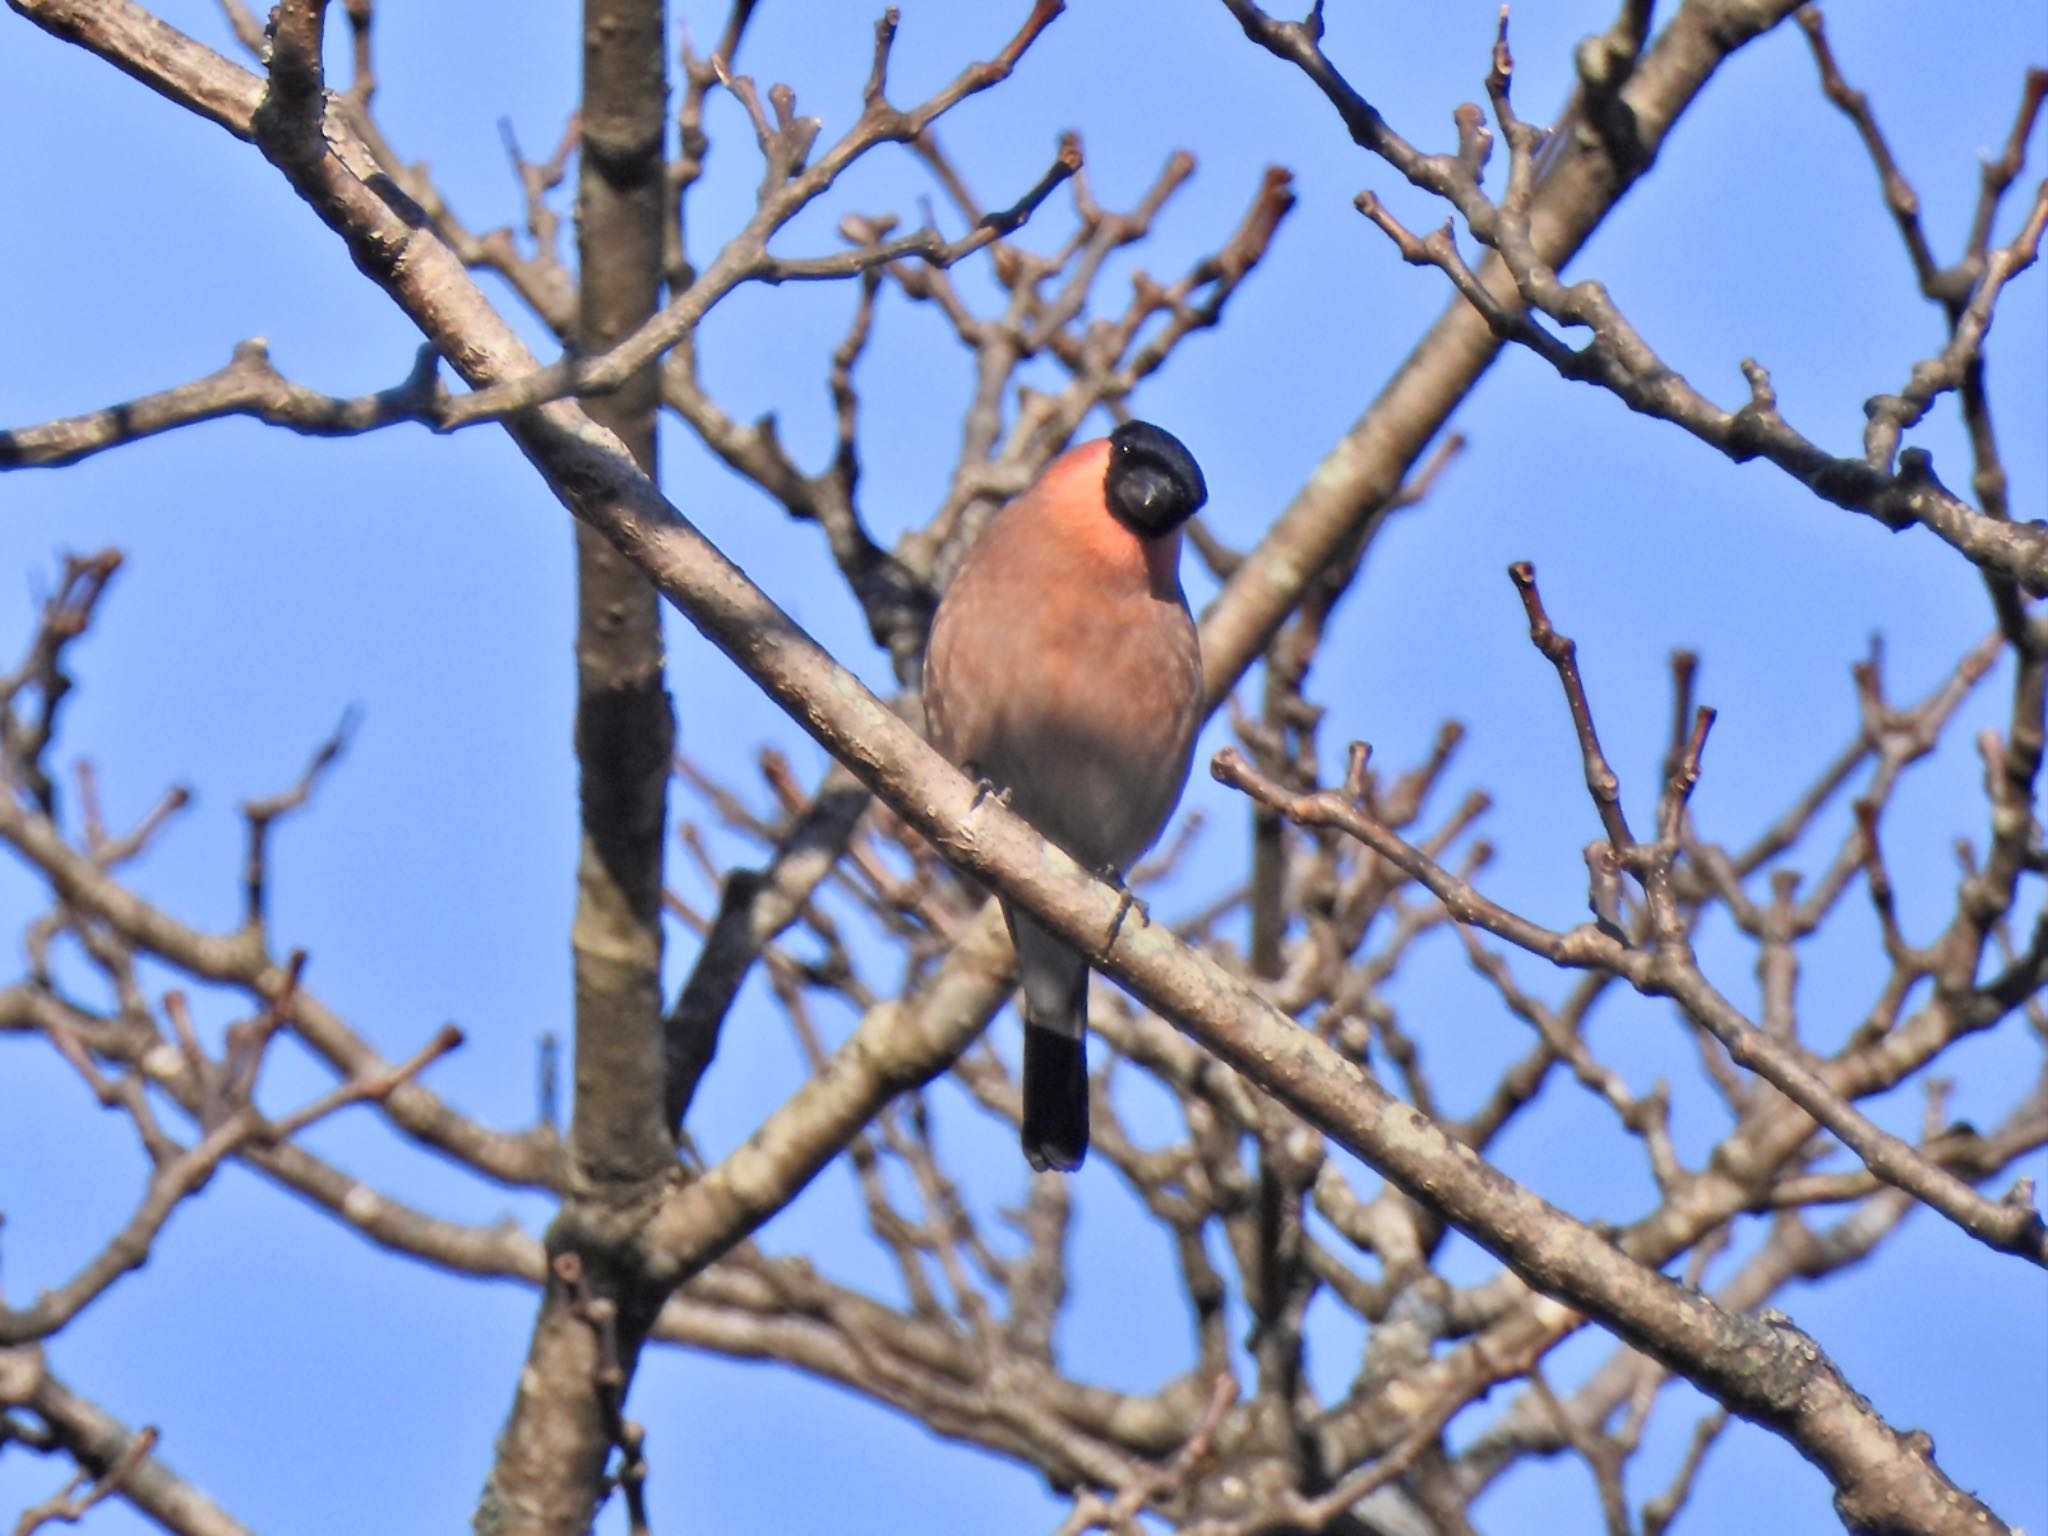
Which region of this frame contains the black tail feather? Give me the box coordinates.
[1022,1022,1089,1172]
[1007,905,1092,1171]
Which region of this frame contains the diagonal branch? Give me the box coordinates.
[1216,564,2047,1270]
[1345,11,2048,592]
[1196,0,1815,701]
[0,1361,257,1536]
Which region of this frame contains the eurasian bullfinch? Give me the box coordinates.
[924,421,1207,1171]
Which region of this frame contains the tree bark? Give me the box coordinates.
[475,1,675,1530]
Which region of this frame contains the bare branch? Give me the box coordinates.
[2,1362,255,1536]
[0,340,445,469]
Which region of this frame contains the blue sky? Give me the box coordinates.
[3,2,2044,1532]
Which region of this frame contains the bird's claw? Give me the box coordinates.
[1099,866,1147,956]
[967,770,1013,814]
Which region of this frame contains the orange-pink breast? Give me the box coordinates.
[925,440,1203,871]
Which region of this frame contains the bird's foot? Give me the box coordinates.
[1098,866,1148,956]
[967,768,1013,814]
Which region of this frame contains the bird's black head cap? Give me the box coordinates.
[1104,420,1206,539]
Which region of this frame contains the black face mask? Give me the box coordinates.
[1104,420,1207,538]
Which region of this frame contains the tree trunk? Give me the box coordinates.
[475,1,674,1529]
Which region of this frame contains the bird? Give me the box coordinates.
[923,420,1207,1171]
